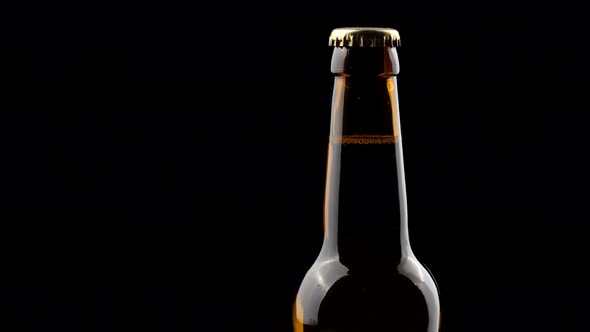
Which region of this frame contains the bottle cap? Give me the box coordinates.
[329,27,401,48]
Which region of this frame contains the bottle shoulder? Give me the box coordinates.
[294,255,440,331]
[297,254,438,295]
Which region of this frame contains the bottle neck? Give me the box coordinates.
[322,54,411,269]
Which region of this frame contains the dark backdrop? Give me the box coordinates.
[1,4,589,332]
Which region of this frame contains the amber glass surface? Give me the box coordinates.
[293,46,440,332]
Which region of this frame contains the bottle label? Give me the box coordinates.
[331,135,397,144]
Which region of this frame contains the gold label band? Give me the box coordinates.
[331,135,397,144]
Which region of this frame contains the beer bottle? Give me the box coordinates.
[293,28,441,332]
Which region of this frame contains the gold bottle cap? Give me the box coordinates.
[329,27,401,48]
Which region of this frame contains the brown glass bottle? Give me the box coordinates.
[293,28,440,332]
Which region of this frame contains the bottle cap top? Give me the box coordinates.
[329,27,401,48]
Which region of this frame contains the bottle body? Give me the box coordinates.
[293,30,440,332]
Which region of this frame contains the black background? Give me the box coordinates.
[2,3,590,332]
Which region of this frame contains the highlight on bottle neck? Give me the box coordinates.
[329,27,400,76]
